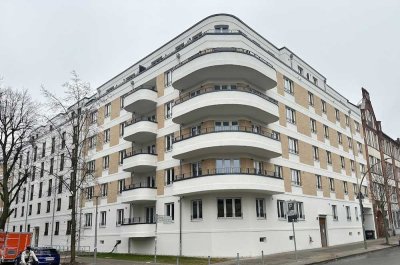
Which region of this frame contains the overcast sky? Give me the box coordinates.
[0,0,399,139]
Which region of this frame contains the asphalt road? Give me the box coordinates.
[325,247,400,265]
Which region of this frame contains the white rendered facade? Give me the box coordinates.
[8,14,376,257]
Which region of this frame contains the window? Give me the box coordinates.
[256,199,266,219]
[119,150,125,165]
[214,24,229,32]
[28,205,32,216]
[324,125,329,138]
[48,179,52,196]
[348,137,353,149]
[321,100,327,113]
[288,137,299,154]
[87,160,95,173]
[355,121,360,132]
[277,200,286,219]
[296,202,305,219]
[49,158,54,174]
[118,179,125,194]
[332,205,338,220]
[350,160,355,172]
[313,146,319,161]
[119,123,125,137]
[37,203,41,214]
[313,77,318,86]
[165,134,173,151]
[165,203,175,221]
[54,221,59,235]
[117,209,124,225]
[66,220,72,235]
[58,176,63,194]
[353,184,359,195]
[100,211,107,226]
[60,154,64,171]
[329,178,335,191]
[316,175,322,189]
[345,115,349,126]
[104,129,110,143]
[338,132,342,144]
[216,159,240,173]
[346,206,351,220]
[191,162,202,177]
[40,162,44,178]
[61,132,66,149]
[164,101,173,119]
[306,73,310,80]
[217,198,242,218]
[86,186,94,200]
[164,71,172,87]
[42,142,46,157]
[191,200,203,220]
[284,77,294,94]
[103,155,110,170]
[50,137,55,154]
[355,207,359,221]
[101,183,108,197]
[22,188,26,202]
[39,182,43,198]
[105,103,111,117]
[30,185,34,201]
[327,151,332,164]
[272,131,280,140]
[90,111,97,124]
[46,201,51,213]
[274,165,283,178]
[357,142,363,154]
[340,156,345,169]
[286,107,296,124]
[165,168,174,185]
[85,213,92,227]
[68,196,73,209]
[308,92,314,106]
[215,120,238,131]
[310,119,317,133]
[291,169,301,186]
[56,198,61,211]
[120,96,124,109]
[44,222,49,236]
[88,135,96,149]
[13,208,17,218]
[343,181,348,194]
[298,66,303,75]
[33,146,37,162]
[335,109,340,121]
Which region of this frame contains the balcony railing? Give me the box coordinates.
[124,85,157,98]
[123,183,157,191]
[174,126,279,143]
[122,217,156,225]
[125,117,157,127]
[173,167,281,182]
[124,149,157,159]
[174,85,278,106]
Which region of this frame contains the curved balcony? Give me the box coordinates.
[122,151,157,173]
[124,118,158,143]
[172,86,279,124]
[172,126,281,160]
[169,168,284,196]
[120,218,155,238]
[124,86,157,114]
[172,47,277,91]
[120,184,157,203]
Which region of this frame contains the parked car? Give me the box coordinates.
[14,247,60,265]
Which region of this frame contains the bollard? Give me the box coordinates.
[262,250,264,265]
[208,255,211,265]
[236,253,240,265]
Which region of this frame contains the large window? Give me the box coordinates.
[117,209,124,225]
[191,162,202,177]
[296,202,305,219]
[277,200,286,219]
[105,103,111,117]
[316,175,322,189]
[288,137,299,154]
[191,200,202,220]
[165,134,173,151]
[104,129,110,143]
[286,107,296,124]
[256,199,266,219]
[332,205,338,220]
[165,203,175,221]
[215,121,238,131]
[274,165,283,178]
[284,77,294,94]
[165,168,174,185]
[291,169,301,186]
[216,159,240,174]
[100,211,107,226]
[164,101,173,119]
[101,183,108,197]
[85,213,92,227]
[217,198,242,218]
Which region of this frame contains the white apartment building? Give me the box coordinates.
[8,14,376,257]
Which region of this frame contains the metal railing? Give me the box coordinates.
[174,85,278,106]
[125,117,157,127]
[173,167,280,182]
[122,217,156,225]
[174,126,279,143]
[124,149,157,159]
[123,182,157,191]
[124,85,157,98]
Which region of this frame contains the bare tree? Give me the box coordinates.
[42,71,100,264]
[0,86,39,229]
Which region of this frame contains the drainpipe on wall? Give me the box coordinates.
[179,196,183,257]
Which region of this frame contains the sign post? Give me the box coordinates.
[287,200,298,261]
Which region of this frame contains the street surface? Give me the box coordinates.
[324,247,400,265]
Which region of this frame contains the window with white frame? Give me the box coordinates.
[274,165,283,178]
[346,206,351,220]
[355,121,360,132]
[164,71,172,87]
[357,142,363,154]
[104,129,110,143]
[90,111,97,124]
[118,179,125,194]
[351,160,355,171]
[296,202,305,219]
[165,203,175,221]
[256,198,266,219]
[288,137,299,154]
[164,101,173,119]
[316,175,322,189]
[120,96,124,109]
[101,183,108,197]
[217,198,242,218]
[340,156,345,169]
[313,77,318,86]
[86,186,94,200]
[117,209,124,225]
[353,183,358,195]
[327,151,332,164]
[286,107,296,124]
[191,200,202,220]
[215,120,238,131]
[284,77,294,94]
[345,115,349,126]
[324,125,329,138]
[88,135,96,149]
[119,123,125,137]
[313,146,319,161]
[291,169,301,186]
[87,160,95,173]
[343,181,348,194]
[310,119,317,133]
[298,66,303,75]
[348,137,353,149]
[277,200,286,219]
[100,211,107,226]
[329,178,335,191]
[165,168,174,185]
[105,103,111,117]
[308,92,314,106]
[335,109,340,121]
[338,132,343,144]
[332,205,338,220]
[165,134,173,151]
[85,213,92,227]
[103,155,110,170]
[321,100,327,113]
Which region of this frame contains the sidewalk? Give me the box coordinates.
[74,238,398,265]
[218,237,399,265]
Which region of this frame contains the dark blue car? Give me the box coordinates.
[14,247,60,265]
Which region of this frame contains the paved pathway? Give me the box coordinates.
[323,247,400,265]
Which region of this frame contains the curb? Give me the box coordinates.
[308,245,399,265]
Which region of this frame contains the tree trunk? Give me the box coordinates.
[381,205,390,244]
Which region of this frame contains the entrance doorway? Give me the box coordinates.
[319,216,328,247]
[33,227,39,247]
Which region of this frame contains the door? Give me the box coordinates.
[319,217,327,247]
[34,227,39,247]
[146,207,155,223]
